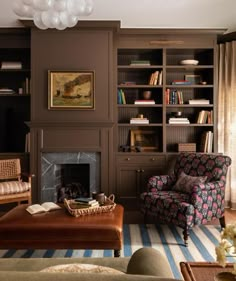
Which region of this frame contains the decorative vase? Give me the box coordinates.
[214,272,236,281]
[142,90,152,100]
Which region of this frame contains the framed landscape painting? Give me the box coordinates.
[48,70,95,110]
[130,129,158,152]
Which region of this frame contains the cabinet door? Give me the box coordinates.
[139,166,161,193]
[116,165,140,209]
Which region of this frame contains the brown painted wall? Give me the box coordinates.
[29,26,115,202]
[31,28,114,122]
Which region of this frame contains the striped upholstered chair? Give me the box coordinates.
[140,153,231,245]
[0,158,31,205]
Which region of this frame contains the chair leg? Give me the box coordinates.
[143,211,148,224]
[183,228,189,247]
[219,216,226,229]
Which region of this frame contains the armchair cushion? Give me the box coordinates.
[0,181,30,195]
[172,172,207,194]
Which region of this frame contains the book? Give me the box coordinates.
[26,202,61,215]
[120,89,126,104]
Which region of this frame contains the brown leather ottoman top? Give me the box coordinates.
[0,204,124,250]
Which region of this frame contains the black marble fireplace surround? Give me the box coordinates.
[41,152,100,202]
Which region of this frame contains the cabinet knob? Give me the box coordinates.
[137,169,140,173]
[151,158,155,161]
[126,158,131,161]
[141,169,144,172]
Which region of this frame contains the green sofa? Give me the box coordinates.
[0,248,181,281]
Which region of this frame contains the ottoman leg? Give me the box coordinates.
[114,249,120,257]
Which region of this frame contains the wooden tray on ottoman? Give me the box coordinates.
[64,196,116,217]
[180,262,234,281]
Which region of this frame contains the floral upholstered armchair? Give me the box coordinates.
[140,153,232,245]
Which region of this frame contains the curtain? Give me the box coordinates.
[218,41,236,209]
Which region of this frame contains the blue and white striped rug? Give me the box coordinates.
[0,224,235,279]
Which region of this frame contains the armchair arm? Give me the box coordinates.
[190,180,225,208]
[146,174,176,192]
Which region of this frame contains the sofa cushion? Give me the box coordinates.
[172,172,207,194]
[40,263,124,274]
[0,181,30,195]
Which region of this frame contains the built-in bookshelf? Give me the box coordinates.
[116,47,216,154]
[0,30,31,153]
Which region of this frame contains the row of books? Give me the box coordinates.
[197,110,213,124]
[117,89,126,104]
[200,131,213,153]
[165,89,184,105]
[149,70,162,85]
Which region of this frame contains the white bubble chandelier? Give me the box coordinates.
[12,0,94,30]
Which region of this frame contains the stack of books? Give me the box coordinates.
[130,60,151,66]
[73,197,99,208]
[134,99,155,104]
[0,88,15,94]
[1,61,22,69]
[168,117,190,124]
[130,117,149,124]
[171,80,191,85]
[189,99,210,104]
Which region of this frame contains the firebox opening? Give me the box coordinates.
[57,163,90,203]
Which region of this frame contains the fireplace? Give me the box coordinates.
[41,152,100,202]
[57,163,90,202]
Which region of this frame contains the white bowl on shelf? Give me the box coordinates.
[180,59,199,65]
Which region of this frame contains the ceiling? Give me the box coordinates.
[1,0,236,34]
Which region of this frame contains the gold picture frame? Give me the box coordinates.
[130,130,158,151]
[48,70,95,110]
[184,74,202,85]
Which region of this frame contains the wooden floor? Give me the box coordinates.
[224,208,236,224]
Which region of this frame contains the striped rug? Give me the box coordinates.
[0,224,235,279]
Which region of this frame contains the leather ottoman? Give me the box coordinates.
[0,204,124,257]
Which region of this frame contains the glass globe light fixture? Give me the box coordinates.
[12,0,94,30]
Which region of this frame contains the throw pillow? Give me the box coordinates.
[173,171,207,194]
[40,263,124,274]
